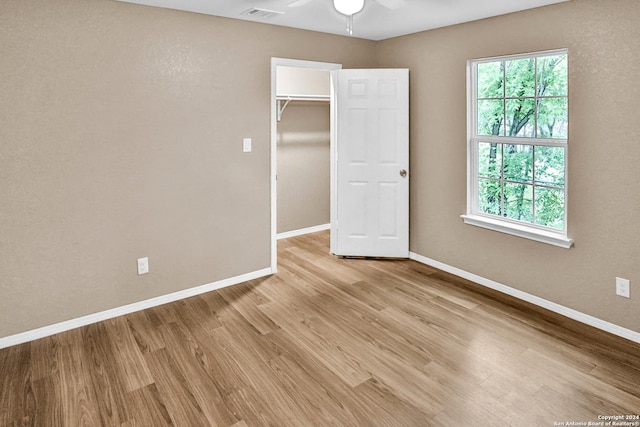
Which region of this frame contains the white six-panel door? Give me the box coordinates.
[331,69,409,258]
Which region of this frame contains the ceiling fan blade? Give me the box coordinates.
[287,0,314,7]
[374,0,406,10]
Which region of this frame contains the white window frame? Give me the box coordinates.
[461,49,574,249]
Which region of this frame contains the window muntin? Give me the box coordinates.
[468,49,568,237]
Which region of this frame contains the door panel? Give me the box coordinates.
[378,182,399,238]
[347,109,368,162]
[332,69,409,258]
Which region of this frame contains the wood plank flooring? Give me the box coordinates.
[2,230,640,426]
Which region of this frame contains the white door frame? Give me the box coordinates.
[270,58,342,272]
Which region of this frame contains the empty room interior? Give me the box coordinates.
[2,0,639,425]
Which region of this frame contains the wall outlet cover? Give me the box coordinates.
[137,257,149,275]
[616,277,630,298]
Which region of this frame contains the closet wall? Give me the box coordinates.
[276,67,331,234]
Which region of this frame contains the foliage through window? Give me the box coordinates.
[466,49,569,243]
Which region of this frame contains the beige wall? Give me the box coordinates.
[377,0,640,332]
[276,66,331,97]
[0,0,375,338]
[2,0,639,340]
[277,102,331,233]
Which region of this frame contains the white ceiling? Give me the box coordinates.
[115,0,569,41]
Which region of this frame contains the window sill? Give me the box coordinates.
[460,214,574,249]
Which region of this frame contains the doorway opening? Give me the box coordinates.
[270,58,342,272]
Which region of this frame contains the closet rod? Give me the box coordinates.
[276,94,330,121]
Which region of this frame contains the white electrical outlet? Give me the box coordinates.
[616,277,630,298]
[137,257,149,275]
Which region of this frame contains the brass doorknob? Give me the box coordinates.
[399,169,407,177]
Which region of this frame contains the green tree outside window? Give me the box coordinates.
[474,52,568,230]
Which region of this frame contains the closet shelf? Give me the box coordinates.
[276,94,330,121]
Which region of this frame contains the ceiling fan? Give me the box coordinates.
[287,0,408,35]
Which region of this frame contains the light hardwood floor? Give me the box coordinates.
[2,231,640,426]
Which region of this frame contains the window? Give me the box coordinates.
[462,49,573,248]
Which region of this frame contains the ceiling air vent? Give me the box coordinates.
[241,8,285,19]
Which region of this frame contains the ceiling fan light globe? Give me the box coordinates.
[333,0,365,16]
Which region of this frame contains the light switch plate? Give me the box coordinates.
[243,138,252,153]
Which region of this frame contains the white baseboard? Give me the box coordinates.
[409,252,640,345]
[0,267,273,350]
[7,253,637,349]
[277,223,330,240]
